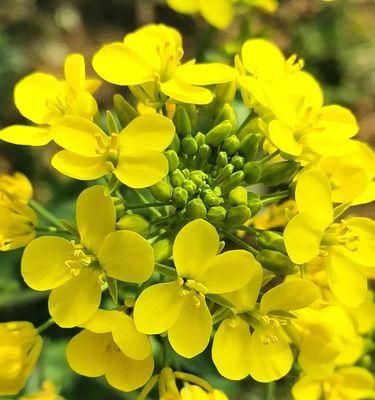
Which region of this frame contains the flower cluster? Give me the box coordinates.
[0,23,374,400]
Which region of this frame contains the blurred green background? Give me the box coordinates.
[0,0,374,398]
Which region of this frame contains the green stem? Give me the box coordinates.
[155,263,178,280]
[265,381,275,400]
[37,318,54,334]
[126,202,171,210]
[237,111,254,134]
[35,226,72,235]
[133,191,163,218]
[29,199,64,229]
[222,230,259,255]
[260,150,279,164]
[135,374,159,400]
[261,190,289,206]
[173,372,213,393]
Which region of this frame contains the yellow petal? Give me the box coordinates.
[167,0,199,13]
[284,213,324,264]
[134,282,184,334]
[268,120,302,156]
[68,92,98,120]
[0,125,51,146]
[241,39,285,79]
[14,72,60,124]
[64,53,85,93]
[48,267,102,328]
[317,105,358,140]
[82,309,115,333]
[336,367,375,399]
[200,0,233,29]
[292,376,322,400]
[168,293,212,358]
[105,351,154,392]
[66,330,111,377]
[197,250,254,294]
[326,248,367,307]
[161,79,213,104]
[249,328,293,382]
[173,219,219,279]
[224,259,263,312]
[295,171,333,228]
[98,230,154,283]
[212,317,252,380]
[51,116,105,157]
[260,279,319,313]
[92,42,154,86]
[111,312,151,361]
[21,236,74,291]
[176,63,235,85]
[115,151,169,188]
[51,151,107,181]
[76,185,116,255]
[119,113,175,152]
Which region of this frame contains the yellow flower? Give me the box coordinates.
[0,321,43,396]
[0,172,33,203]
[134,219,254,358]
[292,366,375,400]
[0,193,37,251]
[92,24,234,106]
[0,54,100,146]
[21,185,155,327]
[19,380,64,400]
[212,262,319,382]
[51,113,175,188]
[284,170,375,307]
[66,309,154,392]
[180,385,229,400]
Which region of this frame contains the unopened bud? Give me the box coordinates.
[172,187,188,208]
[256,249,299,275]
[231,155,244,170]
[181,135,198,156]
[222,135,240,156]
[247,193,262,215]
[169,134,181,152]
[186,198,207,219]
[213,81,237,107]
[153,238,173,262]
[206,120,232,146]
[150,180,172,202]
[240,133,262,161]
[194,132,205,147]
[116,214,149,236]
[229,170,245,186]
[229,186,248,206]
[226,205,251,226]
[164,150,179,172]
[113,94,139,127]
[243,161,262,184]
[106,110,119,133]
[182,179,197,195]
[170,169,185,187]
[173,105,192,137]
[215,164,234,184]
[204,192,223,207]
[216,151,228,167]
[207,206,227,224]
[215,104,237,133]
[197,144,211,164]
[190,170,206,187]
[257,231,286,253]
[261,161,299,186]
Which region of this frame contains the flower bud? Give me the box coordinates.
[213,81,237,107]
[173,105,192,137]
[172,187,188,208]
[153,238,173,263]
[214,104,237,134]
[231,155,244,170]
[182,180,197,196]
[106,110,119,133]
[222,135,240,156]
[194,132,205,147]
[239,132,262,161]
[186,198,207,219]
[170,169,185,187]
[0,321,43,395]
[197,144,211,165]
[164,150,179,172]
[229,170,245,186]
[225,205,251,226]
[181,136,198,156]
[229,186,248,205]
[0,172,33,203]
[261,161,299,186]
[169,134,181,152]
[216,151,228,167]
[243,161,262,184]
[150,180,172,202]
[116,214,149,237]
[205,120,232,146]
[214,164,234,184]
[113,94,139,127]
[257,231,286,253]
[207,206,227,224]
[204,192,223,207]
[256,249,299,275]
[190,170,207,187]
[247,192,262,215]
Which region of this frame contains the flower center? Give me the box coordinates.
[157,41,183,82]
[322,221,360,252]
[176,277,207,307]
[95,133,120,172]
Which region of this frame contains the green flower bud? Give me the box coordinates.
[169,134,181,152]
[215,104,237,134]
[153,238,173,263]
[229,186,248,206]
[190,170,207,187]
[256,249,299,275]
[173,105,192,137]
[116,214,149,237]
[214,164,234,184]
[150,180,172,202]
[113,94,139,127]
[172,187,188,208]
[204,192,223,207]
[182,169,190,178]
[231,155,244,170]
[181,135,198,156]
[229,170,245,186]
[213,186,222,197]
[206,120,232,146]
[184,104,198,128]
[197,144,211,165]
[182,179,197,195]
[170,169,185,187]
[186,198,207,219]
[243,161,262,184]
[226,205,251,226]
[207,206,227,224]
[257,231,286,253]
[261,161,299,186]
[194,132,205,147]
[106,110,119,133]
[164,150,179,172]
[216,151,228,167]
[247,193,262,215]
[222,135,240,156]
[213,81,237,107]
[240,132,262,161]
